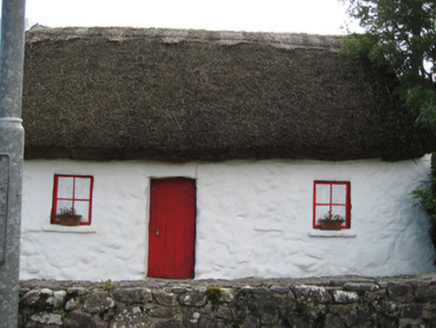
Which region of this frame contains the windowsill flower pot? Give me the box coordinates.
[53,207,82,226]
[318,212,345,231]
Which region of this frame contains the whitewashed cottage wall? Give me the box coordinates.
[20,156,436,281]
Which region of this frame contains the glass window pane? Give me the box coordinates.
[74,201,90,223]
[315,205,330,223]
[56,200,73,214]
[332,184,346,204]
[315,184,330,204]
[331,206,346,226]
[75,177,91,199]
[57,177,74,199]
[331,205,346,218]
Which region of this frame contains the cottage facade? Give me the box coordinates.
[19,27,436,281]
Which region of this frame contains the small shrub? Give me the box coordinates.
[412,169,436,247]
[99,279,117,291]
[205,286,223,305]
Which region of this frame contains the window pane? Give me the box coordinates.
[57,177,74,199]
[75,177,91,199]
[315,205,330,223]
[56,200,73,214]
[331,205,346,218]
[332,184,346,204]
[315,184,330,204]
[74,201,90,223]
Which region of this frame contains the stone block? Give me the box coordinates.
[219,288,234,303]
[152,289,177,306]
[237,287,291,311]
[333,290,359,303]
[146,306,178,318]
[179,290,207,307]
[46,290,66,308]
[112,287,152,304]
[65,298,79,311]
[83,293,115,314]
[286,316,310,328]
[21,288,66,309]
[343,282,380,292]
[112,306,152,327]
[21,290,43,306]
[364,290,385,302]
[184,311,214,328]
[65,312,107,328]
[398,319,426,328]
[421,304,436,320]
[297,304,326,322]
[260,309,279,325]
[400,304,424,319]
[171,284,191,293]
[29,312,62,325]
[375,314,398,328]
[66,287,88,296]
[270,285,290,294]
[292,285,331,304]
[415,283,436,302]
[240,314,260,328]
[216,306,234,320]
[188,311,201,324]
[356,304,371,323]
[387,284,414,302]
[324,313,346,328]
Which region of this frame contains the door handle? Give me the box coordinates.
[156,229,160,236]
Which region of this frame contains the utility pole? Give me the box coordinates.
[0,0,26,327]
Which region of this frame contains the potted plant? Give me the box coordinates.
[53,207,82,226]
[318,212,345,231]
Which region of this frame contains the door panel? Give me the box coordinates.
[148,178,196,279]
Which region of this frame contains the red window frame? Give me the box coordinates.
[51,174,94,225]
[313,181,351,229]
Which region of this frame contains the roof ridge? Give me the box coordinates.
[25,26,341,50]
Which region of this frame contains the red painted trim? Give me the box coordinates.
[51,174,94,225]
[50,175,60,223]
[313,181,351,229]
[313,182,317,229]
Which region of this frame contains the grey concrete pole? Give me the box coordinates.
[0,0,26,327]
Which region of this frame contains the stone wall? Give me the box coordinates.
[19,274,436,327]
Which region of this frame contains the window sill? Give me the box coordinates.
[42,224,97,234]
[308,229,356,238]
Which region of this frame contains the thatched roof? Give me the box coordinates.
[22,26,436,162]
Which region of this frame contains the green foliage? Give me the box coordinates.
[341,0,436,129]
[340,33,390,68]
[205,285,224,305]
[412,170,436,246]
[405,84,436,127]
[58,207,77,216]
[99,279,117,291]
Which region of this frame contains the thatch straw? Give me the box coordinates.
[22,26,436,162]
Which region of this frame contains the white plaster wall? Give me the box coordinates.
[20,157,436,281]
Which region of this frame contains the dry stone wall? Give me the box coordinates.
[19,275,436,327]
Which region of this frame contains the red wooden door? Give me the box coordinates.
[148,178,196,279]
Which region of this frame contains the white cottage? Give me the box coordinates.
[20,27,436,281]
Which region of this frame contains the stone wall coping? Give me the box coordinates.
[20,273,436,289]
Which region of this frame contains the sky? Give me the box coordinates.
[21,0,361,35]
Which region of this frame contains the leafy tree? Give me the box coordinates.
[341,0,436,129]
[342,1,436,250]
